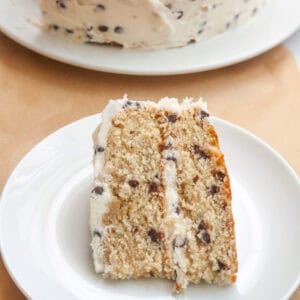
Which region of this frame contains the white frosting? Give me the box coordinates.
[90,95,128,272]
[40,0,266,49]
[90,96,207,275]
[90,235,104,272]
[90,182,114,272]
[93,97,128,177]
[161,116,188,289]
[163,138,177,215]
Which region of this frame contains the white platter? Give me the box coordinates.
[0,0,300,75]
[0,114,299,299]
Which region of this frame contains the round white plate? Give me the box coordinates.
[0,0,300,75]
[0,114,300,300]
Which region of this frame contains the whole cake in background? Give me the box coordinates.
[40,0,266,49]
[90,96,238,292]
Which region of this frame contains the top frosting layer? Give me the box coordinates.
[40,0,266,49]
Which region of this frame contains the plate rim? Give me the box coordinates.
[0,0,300,75]
[0,114,300,299]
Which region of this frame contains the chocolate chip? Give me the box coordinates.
[148,228,163,243]
[226,22,231,29]
[193,145,210,159]
[173,237,186,248]
[193,175,199,183]
[86,33,93,39]
[167,114,178,123]
[114,26,124,34]
[166,156,176,162]
[96,4,105,10]
[216,171,226,182]
[65,29,74,34]
[93,230,102,238]
[234,13,240,21]
[175,206,180,214]
[197,230,211,244]
[51,24,59,30]
[252,7,258,15]
[128,180,139,188]
[197,220,207,231]
[177,11,184,19]
[93,186,104,195]
[198,29,203,35]
[188,39,196,44]
[174,269,177,280]
[217,259,228,271]
[165,3,172,9]
[200,110,210,120]
[209,184,220,195]
[123,100,133,108]
[95,146,105,153]
[98,25,109,32]
[148,182,159,193]
[164,142,172,150]
[56,0,66,9]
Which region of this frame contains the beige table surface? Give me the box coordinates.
[0,32,299,299]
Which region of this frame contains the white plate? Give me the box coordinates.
[0,114,300,300]
[0,0,300,75]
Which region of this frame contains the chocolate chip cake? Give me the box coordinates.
[90,96,238,292]
[40,0,266,49]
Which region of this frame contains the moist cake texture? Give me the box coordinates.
[90,96,238,292]
[40,0,266,49]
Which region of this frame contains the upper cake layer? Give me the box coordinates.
[90,96,238,292]
[40,0,266,49]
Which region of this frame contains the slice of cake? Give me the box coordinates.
[90,96,238,292]
[40,0,266,49]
